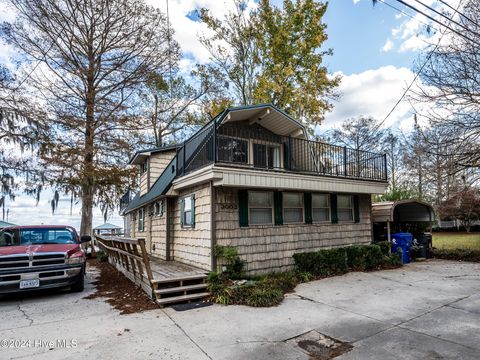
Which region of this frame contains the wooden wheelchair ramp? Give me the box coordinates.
[95,235,209,306]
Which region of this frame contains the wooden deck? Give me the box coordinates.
[95,235,210,306]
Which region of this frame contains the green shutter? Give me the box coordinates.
[353,194,360,223]
[304,193,312,224]
[274,191,283,226]
[238,190,249,227]
[191,194,196,227]
[180,199,184,227]
[331,194,338,224]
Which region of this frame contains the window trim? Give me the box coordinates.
[337,194,354,222]
[181,194,195,228]
[248,190,274,225]
[282,192,304,224]
[153,199,165,217]
[312,193,331,223]
[251,141,282,169]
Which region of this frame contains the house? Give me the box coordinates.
[0,220,17,230]
[121,104,388,274]
[93,222,123,236]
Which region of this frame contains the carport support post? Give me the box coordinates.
[387,220,391,251]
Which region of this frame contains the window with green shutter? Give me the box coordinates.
[353,195,360,223]
[238,190,249,227]
[304,193,312,224]
[180,194,195,228]
[331,194,338,224]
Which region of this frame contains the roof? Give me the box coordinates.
[93,222,122,230]
[217,104,307,139]
[129,144,179,165]
[372,200,436,223]
[123,156,177,214]
[0,220,16,228]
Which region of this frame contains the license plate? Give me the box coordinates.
[19,279,40,289]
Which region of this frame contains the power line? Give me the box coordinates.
[378,0,439,33]
[392,0,480,46]
[436,0,478,27]
[370,0,465,134]
[413,0,479,36]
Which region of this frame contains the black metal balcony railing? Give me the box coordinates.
[176,122,388,182]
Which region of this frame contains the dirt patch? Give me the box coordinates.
[285,330,353,360]
[84,259,159,314]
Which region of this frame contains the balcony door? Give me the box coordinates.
[253,143,280,169]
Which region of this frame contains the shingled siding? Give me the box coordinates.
[151,206,168,259]
[149,150,176,186]
[171,183,212,271]
[214,187,373,275]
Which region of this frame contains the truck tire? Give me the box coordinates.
[70,274,85,292]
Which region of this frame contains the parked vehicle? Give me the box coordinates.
[0,225,91,294]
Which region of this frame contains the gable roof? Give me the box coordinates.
[94,222,122,230]
[129,144,179,165]
[217,104,307,139]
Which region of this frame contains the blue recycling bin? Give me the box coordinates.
[391,232,413,264]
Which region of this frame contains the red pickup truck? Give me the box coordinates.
[0,225,90,294]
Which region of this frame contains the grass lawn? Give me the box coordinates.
[432,232,480,250]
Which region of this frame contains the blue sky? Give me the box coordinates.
[324,0,417,74]
[0,0,457,229]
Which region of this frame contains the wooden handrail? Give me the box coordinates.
[95,235,157,297]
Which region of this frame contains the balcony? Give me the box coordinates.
[176,121,387,182]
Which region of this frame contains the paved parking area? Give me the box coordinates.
[1,259,479,359]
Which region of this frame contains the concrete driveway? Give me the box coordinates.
[1,259,479,360]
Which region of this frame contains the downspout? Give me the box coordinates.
[210,180,217,272]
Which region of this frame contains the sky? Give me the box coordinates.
[0,0,460,230]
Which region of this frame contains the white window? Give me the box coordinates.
[338,195,354,222]
[283,192,304,223]
[248,191,273,225]
[312,194,330,222]
[181,195,195,227]
[138,208,145,231]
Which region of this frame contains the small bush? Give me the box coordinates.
[294,244,386,276]
[97,251,108,262]
[432,248,480,262]
[376,241,391,256]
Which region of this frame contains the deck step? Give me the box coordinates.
[155,283,208,295]
[156,292,210,305]
[151,273,208,284]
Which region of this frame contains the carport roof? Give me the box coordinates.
[372,200,436,223]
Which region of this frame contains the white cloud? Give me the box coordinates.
[353,0,361,4]
[381,39,394,52]
[322,66,418,132]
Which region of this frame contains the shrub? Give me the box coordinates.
[213,245,246,278]
[376,241,391,256]
[294,244,386,276]
[294,247,348,276]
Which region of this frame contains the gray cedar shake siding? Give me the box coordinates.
[215,187,372,274]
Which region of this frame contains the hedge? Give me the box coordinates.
[293,244,400,276]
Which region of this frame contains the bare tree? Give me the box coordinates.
[413,0,480,171]
[1,0,179,236]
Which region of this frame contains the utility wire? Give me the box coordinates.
[378,0,440,33]
[370,0,464,134]
[392,0,480,46]
[413,0,479,36]
[436,0,478,27]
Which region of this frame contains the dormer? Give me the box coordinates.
[129,145,178,196]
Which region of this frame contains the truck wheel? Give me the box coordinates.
[70,274,85,292]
